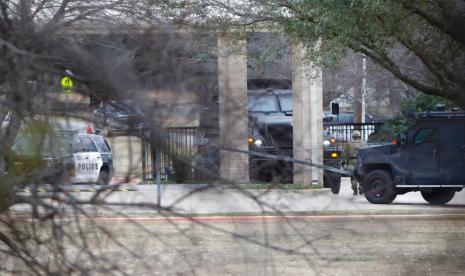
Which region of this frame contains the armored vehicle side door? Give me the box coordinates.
[439,120,465,185]
[407,124,441,186]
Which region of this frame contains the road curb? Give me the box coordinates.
[230,188,332,196]
[135,184,333,194]
[16,184,138,193]
[34,213,465,223]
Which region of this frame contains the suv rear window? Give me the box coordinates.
[93,136,110,152]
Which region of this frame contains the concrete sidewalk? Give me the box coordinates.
[13,178,465,215]
[82,178,465,214]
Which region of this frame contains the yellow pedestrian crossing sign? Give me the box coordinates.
[61,76,73,93]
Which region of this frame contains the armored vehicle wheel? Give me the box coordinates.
[331,182,341,194]
[257,163,279,183]
[421,190,455,205]
[324,176,340,194]
[280,163,293,184]
[265,169,279,183]
[363,170,397,204]
[249,165,262,182]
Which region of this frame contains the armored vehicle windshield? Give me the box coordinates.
[247,92,280,113]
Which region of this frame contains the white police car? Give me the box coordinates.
[9,129,113,185]
[72,133,114,184]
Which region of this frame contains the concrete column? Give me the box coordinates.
[292,43,324,186]
[107,136,143,182]
[310,61,324,186]
[217,33,249,183]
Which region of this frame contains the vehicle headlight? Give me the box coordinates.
[330,152,338,158]
[323,140,331,147]
[254,139,263,147]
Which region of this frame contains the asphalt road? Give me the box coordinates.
[5,213,465,275]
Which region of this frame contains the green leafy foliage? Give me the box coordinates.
[374,93,453,142]
[401,94,455,114]
[374,116,410,143]
[271,0,465,106]
[167,0,465,106]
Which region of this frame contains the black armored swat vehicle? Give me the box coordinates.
[195,89,343,193]
[356,111,465,204]
[247,89,342,192]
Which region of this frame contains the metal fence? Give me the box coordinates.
[142,123,383,180]
[142,127,200,181]
[324,123,383,142]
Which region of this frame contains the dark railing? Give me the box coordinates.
[141,123,383,180]
[324,123,383,142]
[142,127,200,181]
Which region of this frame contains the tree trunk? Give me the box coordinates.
[0,149,15,212]
[0,111,21,212]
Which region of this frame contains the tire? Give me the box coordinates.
[331,181,341,195]
[421,190,455,205]
[253,161,277,183]
[363,170,397,204]
[97,169,110,185]
[280,163,293,184]
[249,167,261,182]
[265,167,280,183]
[324,176,341,194]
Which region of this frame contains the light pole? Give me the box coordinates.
[156,148,161,211]
[361,56,367,123]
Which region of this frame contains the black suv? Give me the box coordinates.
[93,100,145,136]
[247,90,342,192]
[356,111,465,204]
